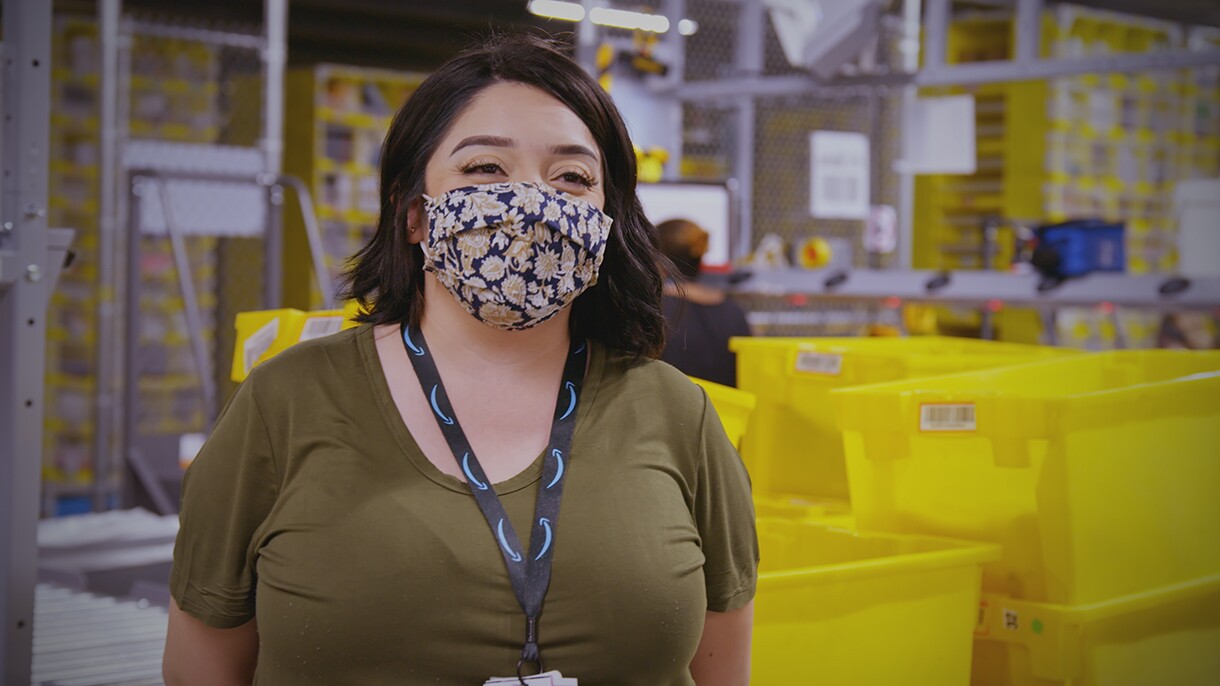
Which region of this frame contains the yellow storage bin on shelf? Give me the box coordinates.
[689,377,755,450]
[730,336,1077,501]
[835,350,1220,605]
[753,519,998,684]
[232,307,359,382]
[972,575,1220,686]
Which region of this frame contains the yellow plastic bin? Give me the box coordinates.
[835,350,1220,605]
[730,336,1077,501]
[753,519,999,684]
[689,377,755,450]
[232,307,355,382]
[972,574,1220,685]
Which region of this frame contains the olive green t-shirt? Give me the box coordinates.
[170,324,758,685]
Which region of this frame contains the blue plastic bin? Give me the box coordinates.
[1034,220,1124,278]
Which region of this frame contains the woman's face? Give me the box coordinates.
[420,81,606,212]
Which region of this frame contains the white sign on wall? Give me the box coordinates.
[904,95,976,175]
[809,130,870,220]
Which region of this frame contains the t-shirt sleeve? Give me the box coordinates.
[694,388,759,613]
[170,374,280,628]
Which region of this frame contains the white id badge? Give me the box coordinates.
[483,671,577,685]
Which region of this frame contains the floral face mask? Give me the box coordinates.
[421,182,613,331]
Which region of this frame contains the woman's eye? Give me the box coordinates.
[558,171,596,188]
[462,162,504,176]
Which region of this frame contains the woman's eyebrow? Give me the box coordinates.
[450,135,517,156]
[550,144,599,162]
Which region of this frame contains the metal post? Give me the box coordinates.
[1015,0,1044,65]
[262,0,287,176]
[659,0,687,181]
[123,179,143,512]
[123,178,178,516]
[733,0,763,261]
[577,0,599,75]
[154,178,218,419]
[0,0,52,681]
[924,0,950,72]
[265,183,285,309]
[95,0,123,512]
[1040,309,1058,346]
[110,15,135,513]
[896,0,921,269]
[263,0,287,309]
[279,174,337,308]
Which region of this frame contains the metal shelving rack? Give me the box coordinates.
[648,0,1220,341]
[282,63,426,309]
[2,1,56,681]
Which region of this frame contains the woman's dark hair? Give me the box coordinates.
[341,33,666,358]
[656,218,707,281]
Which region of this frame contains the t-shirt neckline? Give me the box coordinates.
[356,322,605,496]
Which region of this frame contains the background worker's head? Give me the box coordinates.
[656,219,710,282]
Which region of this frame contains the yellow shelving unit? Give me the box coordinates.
[914,6,1219,348]
[283,64,427,309]
[915,7,1216,276]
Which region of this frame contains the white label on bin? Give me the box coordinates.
[795,351,843,375]
[1003,609,1019,631]
[920,403,976,432]
[299,316,343,342]
[243,319,279,375]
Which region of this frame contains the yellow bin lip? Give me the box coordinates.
[832,350,1220,435]
[730,335,1067,357]
[757,521,1001,591]
[981,573,1220,627]
[689,377,757,412]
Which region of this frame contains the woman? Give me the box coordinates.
[164,34,757,686]
[657,219,751,387]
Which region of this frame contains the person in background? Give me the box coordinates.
[163,34,756,686]
[658,219,751,387]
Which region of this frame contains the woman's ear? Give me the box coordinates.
[405,196,425,245]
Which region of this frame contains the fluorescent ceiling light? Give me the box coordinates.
[528,0,585,22]
[589,7,671,33]
[529,2,696,36]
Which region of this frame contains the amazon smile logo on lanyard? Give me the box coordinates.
[401,323,586,684]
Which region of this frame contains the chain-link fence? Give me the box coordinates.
[679,0,908,335]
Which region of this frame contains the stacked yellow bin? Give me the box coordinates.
[729,336,1081,684]
[834,351,1220,685]
[752,520,998,684]
[730,337,1078,503]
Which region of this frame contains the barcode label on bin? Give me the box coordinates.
[795,351,843,375]
[298,316,344,342]
[920,403,976,432]
[243,319,279,376]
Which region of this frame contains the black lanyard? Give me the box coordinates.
[401,323,587,680]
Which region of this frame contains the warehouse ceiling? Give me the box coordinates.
[46,0,1220,73]
[52,0,576,71]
